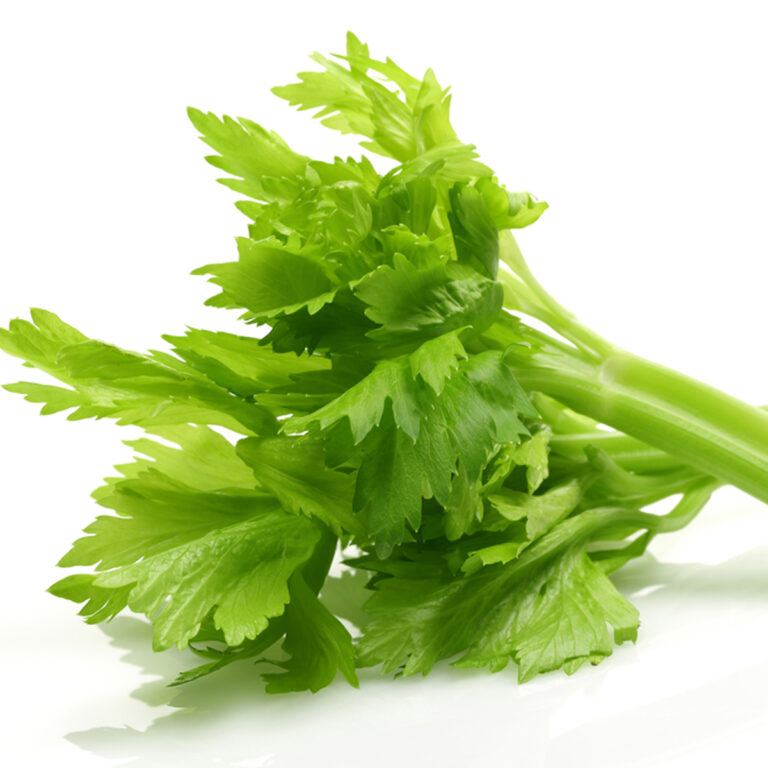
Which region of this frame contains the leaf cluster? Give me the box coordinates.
[0,33,723,693]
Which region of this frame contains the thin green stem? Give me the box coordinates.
[498,232,615,360]
[550,431,685,473]
[501,479,718,581]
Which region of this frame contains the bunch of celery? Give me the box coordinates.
[2,33,765,692]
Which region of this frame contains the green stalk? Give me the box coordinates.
[509,346,768,505]
[496,233,768,506]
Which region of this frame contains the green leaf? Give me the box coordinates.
[263,573,359,693]
[164,328,331,397]
[171,623,285,687]
[194,237,338,320]
[461,530,530,573]
[387,142,493,186]
[1,312,277,435]
[475,178,548,231]
[514,427,551,493]
[92,424,259,502]
[3,382,86,415]
[354,255,503,344]
[409,331,467,395]
[354,407,423,557]
[48,573,132,625]
[490,479,582,541]
[93,506,321,650]
[411,403,454,506]
[187,107,308,202]
[286,355,424,443]
[262,289,378,356]
[458,547,639,681]
[236,436,363,536]
[357,541,638,681]
[290,345,536,555]
[483,426,551,494]
[449,183,500,279]
[273,32,432,162]
[0,309,85,376]
[60,473,280,571]
[439,351,533,481]
[443,460,484,540]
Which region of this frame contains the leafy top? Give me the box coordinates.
[0,32,706,696]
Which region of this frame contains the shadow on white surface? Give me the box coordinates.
[65,548,768,768]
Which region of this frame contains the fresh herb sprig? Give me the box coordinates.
[2,33,764,692]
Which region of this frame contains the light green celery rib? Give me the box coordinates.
[496,232,768,506]
[508,345,768,506]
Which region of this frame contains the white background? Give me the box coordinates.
[1,1,767,766]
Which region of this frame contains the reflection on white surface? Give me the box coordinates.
[61,523,768,768]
